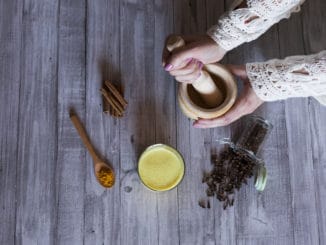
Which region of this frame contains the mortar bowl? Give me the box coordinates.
[178,63,237,120]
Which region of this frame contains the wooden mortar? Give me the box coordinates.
[166,36,237,120]
[178,63,237,120]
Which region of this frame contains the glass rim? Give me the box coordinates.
[247,115,273,130]
[137,143,185,192]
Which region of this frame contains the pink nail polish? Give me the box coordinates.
[186,58,193,63]
[193,124,203,128]
[193,121,200,127]
[198,62,204,70]
[164,64,173,71]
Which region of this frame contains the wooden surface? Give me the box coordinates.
[0,0,325,244]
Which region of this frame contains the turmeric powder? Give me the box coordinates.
[97,167,115,188]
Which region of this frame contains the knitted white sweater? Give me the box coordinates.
[207,0,326,105]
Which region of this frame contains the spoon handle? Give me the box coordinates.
[70,111,99,161]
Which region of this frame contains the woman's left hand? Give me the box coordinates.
[193,65,264,128]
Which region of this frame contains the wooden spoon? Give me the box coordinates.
[69,111,115,188]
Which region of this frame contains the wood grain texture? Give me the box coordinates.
[206,2,238,245]
[173,1,214,245]
[0,0,325,244]
[302,1,326,245]
[85,0,121,244]
[279,6,319,245]
[15,1,59,244]
[224,0,295,243]
[56,0,86,244]
[119,1,158,245]
[154,1,180,244]
[0,0,22,244]
[235,40,295,245]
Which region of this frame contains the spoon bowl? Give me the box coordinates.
[94,161,115,188]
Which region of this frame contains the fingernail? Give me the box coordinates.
[164,64,173,71]
[186,58,193,63]
[193,121,200,127]
[197,71,202,79]
[193,124,203,128]
[198,61,204,70]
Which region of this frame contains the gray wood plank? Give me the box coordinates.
[309,103,326,245]
[206,2,238,245]
[56,0,87,244]
[119,1,158,245]
[173,1,214,244]
[222,2,255,245]
[234,57,294,243]
[279,7,319,245]
[15,0,59,244]
[154,1,180,244]
[224,4,295,244]
[0,0,22,244]
[0,0,325,244]
[302,0,326,244]
[84,0,121,244]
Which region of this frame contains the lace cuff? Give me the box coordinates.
[207,0,304,51]
[246,51,326,103]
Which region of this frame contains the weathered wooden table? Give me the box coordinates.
[1,0,325,244]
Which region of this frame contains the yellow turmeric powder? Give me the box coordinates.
[97,167,115,188]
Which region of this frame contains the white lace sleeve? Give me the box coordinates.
[207,0,305,51]
[246,51,326,105]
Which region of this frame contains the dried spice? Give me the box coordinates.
[105,81,128,108]
[97,167,115,188]
[201,116,273,210]
[203,146,257,209]
[236,117,271,154]
[101,81,127,118]
[198,199,206,209]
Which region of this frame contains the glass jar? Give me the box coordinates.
[236,115,273,155]
[212,116,272,192]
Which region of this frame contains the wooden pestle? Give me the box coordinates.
[166,36,224,108]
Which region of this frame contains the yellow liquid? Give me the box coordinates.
[138,145,184,191]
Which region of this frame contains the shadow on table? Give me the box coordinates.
[98,58,162,170]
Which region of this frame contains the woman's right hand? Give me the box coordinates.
[162,35,227,83]
[193,65,264,128]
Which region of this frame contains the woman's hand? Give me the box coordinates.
[162,35,227,82]
[193,65,264,128]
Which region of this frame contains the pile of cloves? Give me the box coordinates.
[202,145,257,209]
[200,116,272,210]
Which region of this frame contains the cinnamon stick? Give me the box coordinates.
[104,81,128,108]
[100,88,123,116]
[116,84,124,117]
[103,94,110,114]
